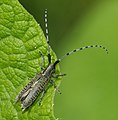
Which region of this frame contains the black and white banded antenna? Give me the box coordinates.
[54,45,108,66]
[45,9,51,64]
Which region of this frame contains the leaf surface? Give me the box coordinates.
[0,0,59,120]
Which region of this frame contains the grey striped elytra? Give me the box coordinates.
[15,9,108,111]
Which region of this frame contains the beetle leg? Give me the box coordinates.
[50,80,61,94]
[52,73,66,78]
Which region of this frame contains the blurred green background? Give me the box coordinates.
[19,0,118,120]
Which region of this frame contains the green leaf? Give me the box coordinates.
[0,0,60,119]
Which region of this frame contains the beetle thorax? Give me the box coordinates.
[43,64,55,78]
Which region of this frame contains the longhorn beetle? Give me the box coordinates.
[15,9,108,111]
